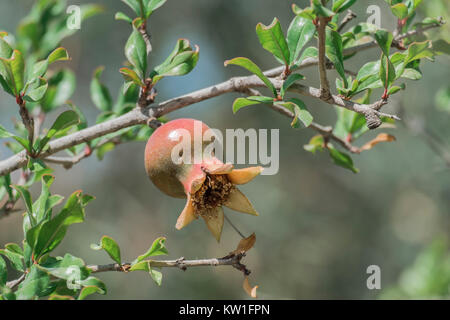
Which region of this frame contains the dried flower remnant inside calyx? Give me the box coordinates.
[191,174,234,215]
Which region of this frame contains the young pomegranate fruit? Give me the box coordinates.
[144,118,262,241]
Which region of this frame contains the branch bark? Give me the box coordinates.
[0,72,400,177]
[87,253,249,275]
[3,21,438,177]
[317,16,332,101]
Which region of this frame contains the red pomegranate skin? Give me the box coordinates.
[144,118,212,198]
[144,118,262,241]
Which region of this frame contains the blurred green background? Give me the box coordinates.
[0,0,449,299]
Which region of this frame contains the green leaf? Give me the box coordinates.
[41,69,76,112]
[32,191,90,258]
[312,0,335,17]
[328,145,359,173]
[90,66,113,112]
[121,0,142,16]
[304,135,325,154]
[391,3,409,19]
[132,237,168,265]
[280,73,305,98]
[387,85,403,95]
[129,261,163,286]
[374,30,394,56]
[256,18,290,65]
[401,68,421,80]
[356,61,380,82]
[0,256,6,287]
[78,286,103,300]
[38,110,79,152]
[91,236,121,264]
[28,60,48,82]
[149,267,162,286]
[151,40,199,83]
[115,12,133,23]
[293,46,318,68]
[0,37,12,59]
[125,27,147,78]
[0,249,24,272]
[12,185,34,223]
[0,50,25,95]
[278,98,313,128]
[287,16,316,65]
[232,96,274,114]
[379,53,396,89]
[0,125,14,139]
[23,77,48,102]
[435,86,450,112]
[325,27,347,87]
[225,57,277,96]
[292,4,316,20]
[96,141,116,160]
[5,243,23,256]
[15,265,50,300]
[405,41,433,64]
[120,67,144,86]
[32,175,59,223]
[48,47,70,65]
[144,0,167,18]
[332,0,357,13]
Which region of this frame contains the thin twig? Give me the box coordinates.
[87,253,250,275]
[16,96,34,154]
[2,20,441,177]
[0,73,400,177]
[268,102,360,154]
[6,273,26,289]
[338,10,357,32]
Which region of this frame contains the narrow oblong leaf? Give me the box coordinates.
[379,53,396,89]
[144,0,167,18]
[115,12,133,23]
[90,66,113,112]
[232,96,274,114]
[312,0,335,17]
[151,44,199,83]
[133,237,168,265]
[41,69,76,112]
[328,145,359,173]
[224,57,277,96]
[391,3,409,19]
[91,235,121,264]
[120,67,144,86]
[125,27,147,78]
[38,110,79,152]
[15,265,50,299]
[374,30,393,56]
[278,98,313,128]
[256,18,290,65]
[280,73,305,98]
[0,256,6,286]
[332,0,357,13]
[287,16,316,65]
[121,0,141,16]
[0,49,25,94]
[325,28,347,87]
[48,47,70,65]
[23,77,48,102]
